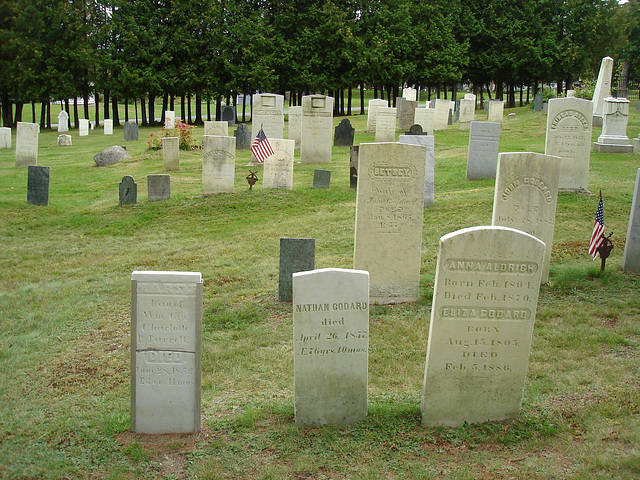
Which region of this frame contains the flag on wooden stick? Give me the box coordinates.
[588,193,605,259]
[250,127,274,163]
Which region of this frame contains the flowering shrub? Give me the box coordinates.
[146,130,165,150]
[146,120,199,151]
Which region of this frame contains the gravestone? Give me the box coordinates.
[458,98,476,130]
[119,175,137,205]
[234,123,251,149]
[204,121,228,137]
[421,226,545,426]
[448,101,455,125]
[147,174,171,201]
[354,142,426,303]
[202,135,235,194]
[455,99,461,122]
[293,268,369,425]
[406,124,424,136]
[79,119,89,136]
[15,122,39,167]
[399,134,435,208]
[566,90,575,98]
[164,111,175,129]
[414,108,435,135]
[278,238,315,302]
[402,87,417,101]
[57,110,69,132]
[103,119,113,135]
[288,106,302,149]
[492,152,561,283]
[163,137,180,171]
[544,97,593,192]
[466,121,501,180]
[350,145,359,189]
[508,113,516,121]
[398,100,418,131]
[487,100,504,123]
[622,168,640,272]
[130,271,203,434]
[0,127,11,148]
[635,134,640,154]
[374,107,397,142]
[263,138,295,190]
[300,94,333,164]
[593,97,633,153]
[433,99,450,131]
[57,135,72,146]
[251,93,284,143]
[123,121,138,141]
[221,105,236,125]
[542,103,548,114]
[592,56,614,121]
[334,118,354,146]
[636,102,640,112]
[533,94,544,112]
[312,169,331,189]
[94,145,130,166]
[366,99,389,133]
[27,165,49,206]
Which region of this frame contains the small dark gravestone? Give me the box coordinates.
[312,169,331,189]
[334,118,355,146]
[94,145,131,167]
[27,165,49,206]
[534,93,544,112]
[405,124,424,136]
[278,238,315,302]
[455,100,461,122]
[350,145,359,188]
[123,121,138,141]
[636,102,640,112]
[119,175,137,205]
[221,105,236,125]
[234,123,251,150]
[147,174,170,201]
[448,108,453,125]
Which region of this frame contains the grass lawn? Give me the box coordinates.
[0,104,639,479]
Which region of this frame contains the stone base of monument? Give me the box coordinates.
[558,187,592,194]
[593,142,634,154]
[592,115,603,127]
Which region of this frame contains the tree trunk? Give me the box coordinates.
[170,94,175,111]
[242,93,247,122]
[360,84,364,115]
[216,97,222,121]
[148,94,155,125]
[161,93,169,126]
[207,100,211,121]
[73,98,79,129]
[31,102,36,124]
[195,93,203,125]
[39,102,46,128]
[141,98,147,126]
[46,101,51,129]
[373,85,378,99]
[112,95,120,127]
[347,87,352,116]
[95,92,100,127]
[180,95,186,121]
[187,94,192,124]
[1,95,12,127]
[104,90,110,119]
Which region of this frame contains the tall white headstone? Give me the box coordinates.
[202,135,235,194]
[57,111,69,132]
[592,56,614,118]
[15,122,39,167]
[433,99,450,131]
[288,106,302,149]
[458,98,476,130]
[300,94,333,164]
[414,108,435,135]
[252,93,284,141]
[366,99,389,133]
[79,119,89,136]
[163,137,180,171]
[399,134,435,208]
[402,87,417,101]
[622,168,640,272]
[374,107,397,142]
[487,100,504,123]
[263,138,295,190]
[466,121,501,180]
[164,111,176,130]
[103,119,113,135]
[0,127,10,149]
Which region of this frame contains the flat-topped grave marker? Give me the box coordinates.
[202,135,235,194]
[312,169,331,189]
[123,121,138,141]
[147,174,171,201]
[234,123,251,150]
[534,94,544,112]
[164,111,175,129]
[27,165,49,206]
[288,106,302,149]
[458,98,476,130]
[0,127,11,149]
[263,138,295,190]
[131,271,203,434]
[366,99,389,133]
[623,168,640,272]
[399,134,435,208]
[79,119,89,136]
[57,135,72,146]
[433,99,450,131]
[15,122,39,167]
[119,175,137,205]
[279,238,315,302]
[421,226,545,426]
[103,119,113,135]
[398,99,418,131]
[204,121,228,137]
[487,100,504,123]
[252,93,284,140]
[293,268,369,425]
[374,107,397,142]
[414,108,435,135]
[466,121,501,180]
[301,94,333,164]
[163,137,180,171]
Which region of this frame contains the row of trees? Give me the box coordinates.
[1,0,637,129]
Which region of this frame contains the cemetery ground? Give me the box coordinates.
[0,107,639,479]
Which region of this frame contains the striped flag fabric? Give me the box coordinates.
[250,127,274,163]
[588,195,605,259]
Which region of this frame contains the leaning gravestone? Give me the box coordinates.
[27,165,49,206]
[399,134,435,208]
[593,97,633,153]
[94,145,130,166]
[421,226,545,426]
[15,122,39,167]
[0,127,11,148]
[163,137,180,171]
[458,98,476,130]
[123,121,138,141]
[119,175,137,205]
[622,168,640,272]
[202,135,235,194]
[288,106,302,149]
[533,94,544,112]
[366,99,389,133]
[79,119,89,136]
[221,105,236,126]
[492,152,560,283]
[374,107,397,142]
[147,174,171,201]
[130,271,203,434]
[57,135,72,146]
[164,111,175,130]
[279,238,315,302]
[204,121,228,137]
[354,142,426,303]
[592,56,614,123]
[334,118,355,146]
[544,97,593,192]
[350,145,359,189]
[466,121,501,180]
[312,169,331,189]
[234,123,251,149]
[487,100,504,123]
[293,268,369,425]
[414,108,435,135]
[57,110,69,132]
[433,99,450,131]
[263,138,295,190]
[103,119,113,135]
[300,94,333,164]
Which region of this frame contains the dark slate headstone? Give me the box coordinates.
[312,169,331,189]
[27,165,49,206]
[334,118,355,146]
[123,121,138,141]
[119,175,137,205]
[455,100,461,122]
[350,145,359,189]
[405,124,424,136]
[448,108,453,125]
[278,238,315,302]
[534,93,544,112]
[234,123,251,149]
[94,145,130,166]
[636,102,640,112]
[221,105,236,126]
[148,174,170,201]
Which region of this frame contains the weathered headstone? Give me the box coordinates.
[312,169,331,189]
[164,111,175,130]
[544,97,593,192]
[103,119,113,135]
[119,175,137,205]
[147,174,171,201]
[279,238,315,302]
[79,119,90,136]
[94,145,130,166]
[592,56,614,121]
[593,97,633,153]
[350,145,359,189]
[466,121,501,180]
[252,93,284,142]
[487,100,504,123]
[293,268,369,425]
[130,271,203,434]
[399,134,435,208]
[334,118,355,146]
[354,142,426,303]
[492,152,560,283]
[533,94,544,112]
[622,168,640,272]
[366,99,389,133]
[27,165,49,206]
[301,94,333,164]
[0,127,11,148]
[398,99,418,131]
[433,99,450,131]
[57,134,72,146]
[414,108,435,135]
[402,87,417,101]
[421,226,545,426]
[123,121,138,141]
[204,121,229,137]
[163,137,180,171]
[57,110,69,132]
[374,107,397,142]
[288,106,302,149]
[405,124,424,135]
[508,113,516,121]
[234,123,251,149]
[458,98,476,130]
[202,135,235,194]
[15,122,39,167]
[263,138,295,190]
[221,105,236,126]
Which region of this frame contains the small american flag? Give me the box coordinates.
[250,127,274,163]
[588,195,605,259]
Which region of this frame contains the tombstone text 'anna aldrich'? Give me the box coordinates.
[421,226,545,427]
[293,268,369,426]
